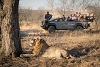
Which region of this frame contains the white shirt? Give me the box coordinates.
[72,16,77,20]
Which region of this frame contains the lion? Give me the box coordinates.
[29,36,69,59]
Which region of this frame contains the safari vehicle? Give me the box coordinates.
[41,18,90,34]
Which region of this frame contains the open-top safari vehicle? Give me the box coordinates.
[41,18,90,34]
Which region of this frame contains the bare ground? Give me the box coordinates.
[0,23,100,67]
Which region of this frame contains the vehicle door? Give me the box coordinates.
[67,21,76,30]
[55,21,68,30]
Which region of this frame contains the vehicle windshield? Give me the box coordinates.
[50,18,60,22]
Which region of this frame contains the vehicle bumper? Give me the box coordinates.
[41,26,48,30]
[41,26,45,29]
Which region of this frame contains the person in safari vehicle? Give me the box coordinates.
[45,12,52,20]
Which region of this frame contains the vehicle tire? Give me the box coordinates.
[76,26,83,30]
[48,26,55,34]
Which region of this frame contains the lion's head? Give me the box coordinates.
[29,36,49,56]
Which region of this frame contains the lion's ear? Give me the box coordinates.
[37,36,41,40]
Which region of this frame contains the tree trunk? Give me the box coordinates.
[0,0,3,34]
[0,0,4,50]
[1,0,22,57]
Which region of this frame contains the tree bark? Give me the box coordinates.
[1,0,22,57]
[0,0,3,34]
[0,0,4,50]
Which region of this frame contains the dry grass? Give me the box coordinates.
[19,21,100,67]
[20,21,100,49]
[0,22,100,67]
